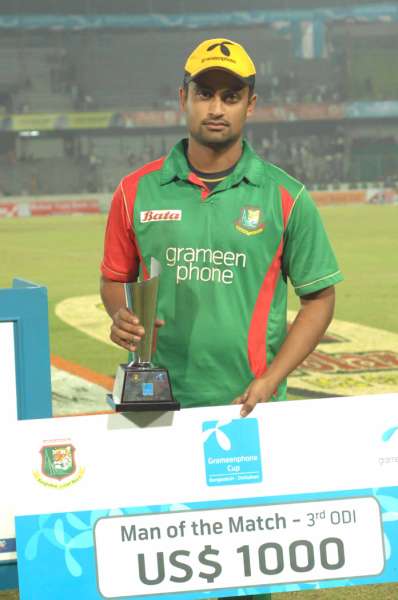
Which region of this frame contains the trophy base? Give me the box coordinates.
[106,394,180,412]
[109,363,180,412]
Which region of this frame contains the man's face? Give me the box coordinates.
[179,69,256,150]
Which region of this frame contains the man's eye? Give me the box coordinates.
[224,93,240,102]
[197,89,211,99]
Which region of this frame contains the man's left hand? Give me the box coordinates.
[233,287,336,417]
[233,377,275,417]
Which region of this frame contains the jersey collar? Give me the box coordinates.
[160,138,264,188]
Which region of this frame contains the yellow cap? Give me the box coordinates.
[184,38,256,86]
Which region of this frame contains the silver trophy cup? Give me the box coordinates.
[109,275,179,412]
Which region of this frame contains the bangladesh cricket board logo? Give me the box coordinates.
[235,206,265,236]
[33,440,84,488]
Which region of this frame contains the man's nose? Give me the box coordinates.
[208,94,224,116]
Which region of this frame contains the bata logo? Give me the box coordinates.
[140,210,182,223]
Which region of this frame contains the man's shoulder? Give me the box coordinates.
[255,154,305,201]
[120,157,166,190]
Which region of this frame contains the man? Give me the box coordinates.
[100,38,343,418]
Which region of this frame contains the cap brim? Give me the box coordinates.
[184,68,255,88]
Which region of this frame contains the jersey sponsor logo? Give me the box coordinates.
[165,246,247,285]
[235,206,265,236]
[140,209,182,223]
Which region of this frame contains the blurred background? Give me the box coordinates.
[0,0,397,203]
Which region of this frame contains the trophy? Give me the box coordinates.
[108,264,179,412]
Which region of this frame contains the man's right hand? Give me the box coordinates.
[110,307,164,352]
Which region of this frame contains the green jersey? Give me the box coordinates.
[101,139,343,407]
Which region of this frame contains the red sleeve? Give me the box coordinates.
[100,180,139,282]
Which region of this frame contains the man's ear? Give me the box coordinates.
[179,87,187,111]
[246,93,257,118]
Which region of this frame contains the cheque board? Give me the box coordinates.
[8,394,398,599]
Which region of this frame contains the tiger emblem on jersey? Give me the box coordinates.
[235,206,265,236]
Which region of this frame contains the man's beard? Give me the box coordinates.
[190,126,241,151]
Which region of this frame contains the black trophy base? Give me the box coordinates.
[106,393,180,412]
[109,363,180,412]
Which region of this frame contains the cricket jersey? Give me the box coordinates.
[101,139,343,408]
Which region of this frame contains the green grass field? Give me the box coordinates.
[0,205,397,599]
[0,205,397,377]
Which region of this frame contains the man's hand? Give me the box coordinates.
[100,276,165,351]
[110,307,164,352]
[233,286,336,418]
[233,377,275,417]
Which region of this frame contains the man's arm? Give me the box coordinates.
[234,285,335,417]
[100,275,164,352]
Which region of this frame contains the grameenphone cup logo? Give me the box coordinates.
[202,418,262,486]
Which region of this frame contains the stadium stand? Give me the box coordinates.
[0,3,397,197]
[0,29,345,113]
